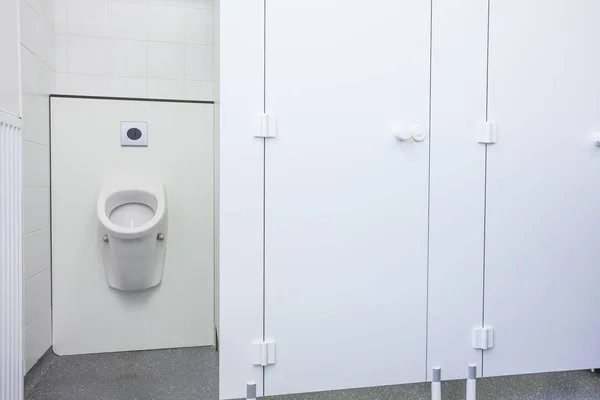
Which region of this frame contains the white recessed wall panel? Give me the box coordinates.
[51,97,215,355]
[426,0,487,380]
[484,0,600,376]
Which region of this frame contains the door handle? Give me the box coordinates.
[393,121,427,142]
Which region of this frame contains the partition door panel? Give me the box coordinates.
[484,0,600,376]
[264,1,432,395]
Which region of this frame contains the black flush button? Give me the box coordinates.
[127,128,142,140]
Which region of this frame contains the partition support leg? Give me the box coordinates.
[432,367,442,400]
[247,381,257,400]
[466,364,477,400]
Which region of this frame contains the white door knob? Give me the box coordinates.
[393,121,427,142]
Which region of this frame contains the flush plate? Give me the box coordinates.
[121,121,148,147]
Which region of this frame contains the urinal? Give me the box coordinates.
[97,180,167,291]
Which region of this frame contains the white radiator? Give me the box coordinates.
[0,110,23,400]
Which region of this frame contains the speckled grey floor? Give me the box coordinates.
[25,347,600,400]
[25,347,218,400]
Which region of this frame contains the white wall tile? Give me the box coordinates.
[22,94,49,146]
[68,0,107,37]
[23,187,50,234]
[110,39,147,77]
[55,34,68,73]
[147,42,184,79]
[108,0,146,40]
[25,0,55,25]
[147,4,185,43]
[106,76,147,97]
[24,228,51,280]
[185,7,212,45]
[148,78,184,99]
[55,72,70,93]
[25,309,51,372]
[25,269,51,327]
[184,44,212,81]
[56,73,109,96]
[55,0,68,33]
[23,141,50,187]
[24,0,43,18]
[20,1,42,55]
[149,0,185,5]
[185,0,212,8]
[21,46,54,95]
[184,79,212,100]
[68,36,109,75]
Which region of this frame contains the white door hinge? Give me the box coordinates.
[473,326,494,350]
[252,340,276,366]
[254,113,277,138]
[476,121,497,144]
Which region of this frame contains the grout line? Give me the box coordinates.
[22,0,55,33]
[20,44,55,73]
[24,306,51,330]
[24,227,50,237]
[23,139,50,147]
[24,266,51,284]
[60,33,214,47]
[57,71,213,83]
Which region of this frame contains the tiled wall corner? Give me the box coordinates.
[20,0,55,372]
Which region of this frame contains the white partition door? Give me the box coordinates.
[263,1,432,395]
[484,0,600,376]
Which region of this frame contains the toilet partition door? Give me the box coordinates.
[484,0,600,376]
[263,1,432,396]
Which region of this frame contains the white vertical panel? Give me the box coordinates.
[427,0,488,380]
[485,0,600,376]
[0,111,23,400]
[264,0,431,395]
[218,1,265,399]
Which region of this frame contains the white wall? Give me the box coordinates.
[51,97,215,355]
[55,0,214,100]
[0,0,21,115]
[20,0,55,372]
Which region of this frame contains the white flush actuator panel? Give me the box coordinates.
[121,121,148,147]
